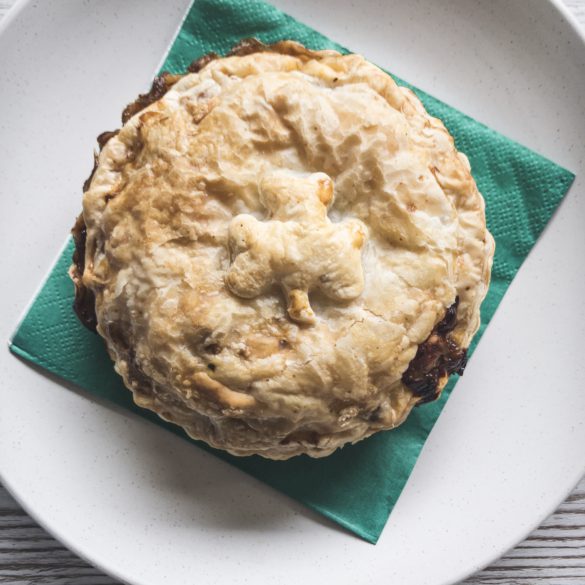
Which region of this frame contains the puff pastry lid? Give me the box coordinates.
[78,41,494,459]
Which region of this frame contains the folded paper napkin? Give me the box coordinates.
[9,0,575,544]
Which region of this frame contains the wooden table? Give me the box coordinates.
[1,1,584,583]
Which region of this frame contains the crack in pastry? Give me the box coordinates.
[402,297,468,404]
[70,39,494,459]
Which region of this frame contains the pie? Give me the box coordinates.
[70,39,495,459]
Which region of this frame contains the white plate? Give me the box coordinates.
[1,1,584,584]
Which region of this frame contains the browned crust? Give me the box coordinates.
[227,38,319,59]
[71,37,468,407]
[71,39,294,332]
[187,51,220,73]
[121,72,182,124]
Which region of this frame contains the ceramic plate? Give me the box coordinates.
[1,1,584,584]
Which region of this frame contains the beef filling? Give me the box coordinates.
[71,214,97,332]
[402,298,468,405]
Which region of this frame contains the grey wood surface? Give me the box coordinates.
[1,1,584,583]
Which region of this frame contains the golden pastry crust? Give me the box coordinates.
[73,40,494,459]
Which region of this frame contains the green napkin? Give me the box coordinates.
[9,0,574,544]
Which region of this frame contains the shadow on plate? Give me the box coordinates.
[11,354,354,540]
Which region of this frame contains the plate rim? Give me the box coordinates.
[1,1,584,584]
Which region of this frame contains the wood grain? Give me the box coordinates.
[1,1,584,583]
